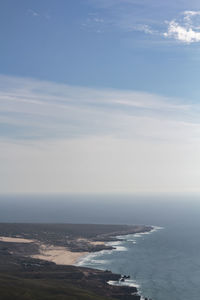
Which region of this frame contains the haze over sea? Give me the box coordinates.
[1,194,200,300]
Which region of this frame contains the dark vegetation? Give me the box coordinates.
[0,223,151,240]
[0,273,114,300]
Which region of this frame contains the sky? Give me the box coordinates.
[1,0,200,194]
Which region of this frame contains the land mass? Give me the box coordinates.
[0,223,153,300]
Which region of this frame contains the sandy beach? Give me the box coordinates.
[32,244,88,265]
[0,236,88,265]
[0,236,35,243]
[89,241,105,246]
[77,238,105,246]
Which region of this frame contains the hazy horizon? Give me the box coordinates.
[0,193,199,224]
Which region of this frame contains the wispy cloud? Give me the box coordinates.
[133,24,154,35]
[81,14,107,33]
[28,9,40,17]
[183,10,200,22]
[1,75,200,194]
[27,9,51,20]
[84,0,159,35]
[0,75,197,141]
[164,10,200,43]
[164,20,200,43]
[87,0,200,45]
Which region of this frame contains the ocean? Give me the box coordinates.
[1,194,200,300]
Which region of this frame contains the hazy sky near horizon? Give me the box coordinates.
[1,0,200,194]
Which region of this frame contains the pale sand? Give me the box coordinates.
[32,245,88,265]
[89,241,105,246]
[0,236,89,265]
[0,236,34,243]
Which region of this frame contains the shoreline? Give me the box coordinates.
[0,236,89,265]
[0,224,153,267]
[76,225,161,299]
[32,244,89,265]
[32,225,155,266]
[0,223,156,300]
[77,225,158,266]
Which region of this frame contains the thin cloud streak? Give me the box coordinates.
[1,75,200,194]
[0,75,196,141]
[28,9,40,17]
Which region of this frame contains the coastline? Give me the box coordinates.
[31,244,89,265]
[76,225,162,299]
[0,225,155,266]
[0,223,155,300]
[77,225,158,266]
[0,236,89,265]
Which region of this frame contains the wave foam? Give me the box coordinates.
[77,225,163,268]
[108,279,140,289]
[117,225,164,241]
[76,249,113,267]
[106,240,128,252]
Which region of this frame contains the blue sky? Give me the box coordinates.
[1,0,200,99]
[1,0,200,194]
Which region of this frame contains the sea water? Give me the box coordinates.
[77,222,200,300]
[1,194,200,300]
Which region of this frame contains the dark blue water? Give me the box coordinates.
[1,194,200,300]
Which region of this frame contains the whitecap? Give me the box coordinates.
[77,225,163,267]
[108,241,123,246]
[114,245,127,251]
[127,239,137,244]
[106,240,127,251]
[116,225,164,242]
[134,233,142,237]
[75,247,114,267]
[108,279,140,289]
[151,225,164,231]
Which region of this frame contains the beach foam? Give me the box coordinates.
[78,225,163,267]
[116,225,164,243]
[106,240,128,252]
[77,225,163,298]
[108,279,140,289]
